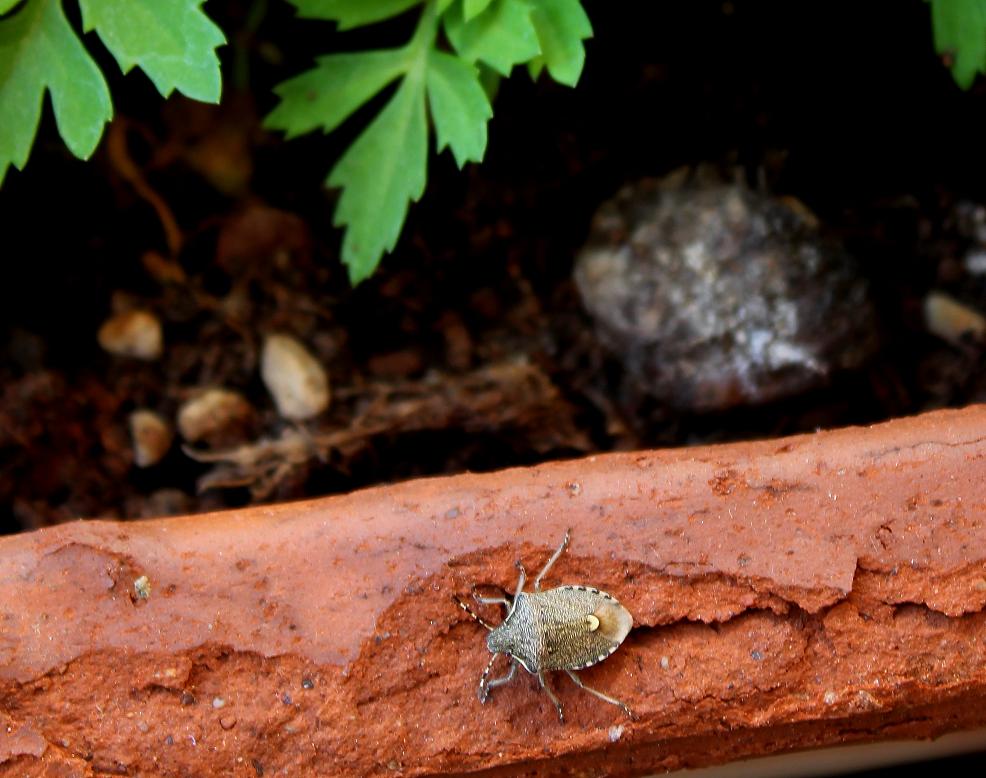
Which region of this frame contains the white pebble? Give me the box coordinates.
[260,334,330,420]
[98,310,163,360]
[924,291,986,346]
[133,575,151,600]
[964,248,986,275]
[177,388,253,443]
[129,410,173,467]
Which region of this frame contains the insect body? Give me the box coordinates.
[456,530,634,722]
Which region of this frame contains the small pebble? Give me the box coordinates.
[823,690,837,705]
[301,677,314,689]
[97,309,163,360]
[260,334,330,420]
[608,724,625,742]
[220,716,237,730]
[963,248,986,276]
[660,656,670,670]
[133,575,151,600]
[129,410,173,467]
[139,489,193,519]
[177,388,254,444]
[923,291,986,346]
[212,697,225,709]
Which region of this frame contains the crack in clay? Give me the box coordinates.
[850,560,986,617]
[639,559,986,641]
[625,563,843,624]
[631,604,801,638]
[865,435,986,462]
[35,541,135,573]
[354,669,443,708]
[835,714,936,739]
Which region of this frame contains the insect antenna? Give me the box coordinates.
[453,596,496,631]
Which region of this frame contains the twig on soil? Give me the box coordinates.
[184,359,589,498]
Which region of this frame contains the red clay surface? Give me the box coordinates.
[2,406,986,776]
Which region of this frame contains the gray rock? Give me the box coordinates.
[574,179,877,411]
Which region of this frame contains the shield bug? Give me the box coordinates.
[455,530,633,722]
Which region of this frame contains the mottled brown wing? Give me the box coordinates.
[530,585,633,671]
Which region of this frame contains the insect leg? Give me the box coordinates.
[471,588,511,609]
[534,528,571,591]
[506,560,527,618]
[454,596,495,631]
[538,671,565,723]
[513,561,527,595]
[564,669,633,717]
[479,658,517,703]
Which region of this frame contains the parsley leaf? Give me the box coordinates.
[267,0,591,281]
[426,50,491,166]
[78,0,226,103]
[329,72,428,283]
[463,0,493,21]
[266,49,410,138]
[444,0,540,76]
[290,0,424,29]
[0,0,112,182]
[928,0,986,88]
[0,0,224,184]
[525,0,592,87]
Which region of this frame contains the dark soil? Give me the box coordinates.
[3,0,986,533]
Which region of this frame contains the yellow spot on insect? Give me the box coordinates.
[586,614,600,632]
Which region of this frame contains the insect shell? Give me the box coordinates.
[456,530,634,723]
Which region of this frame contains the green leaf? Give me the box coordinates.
[0,0,22,14]
[478,61,501,99]
[463,0,493,21]
[0,0,112,182]
[265,49,409,138]
[426,49,490,166]
[527,54,544,80]
[929,0,986,89]
[290,0,422,29]
[524,0,591,86]
[78,0,225,103]
[444,0,540,76]
[329,73,427,282]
